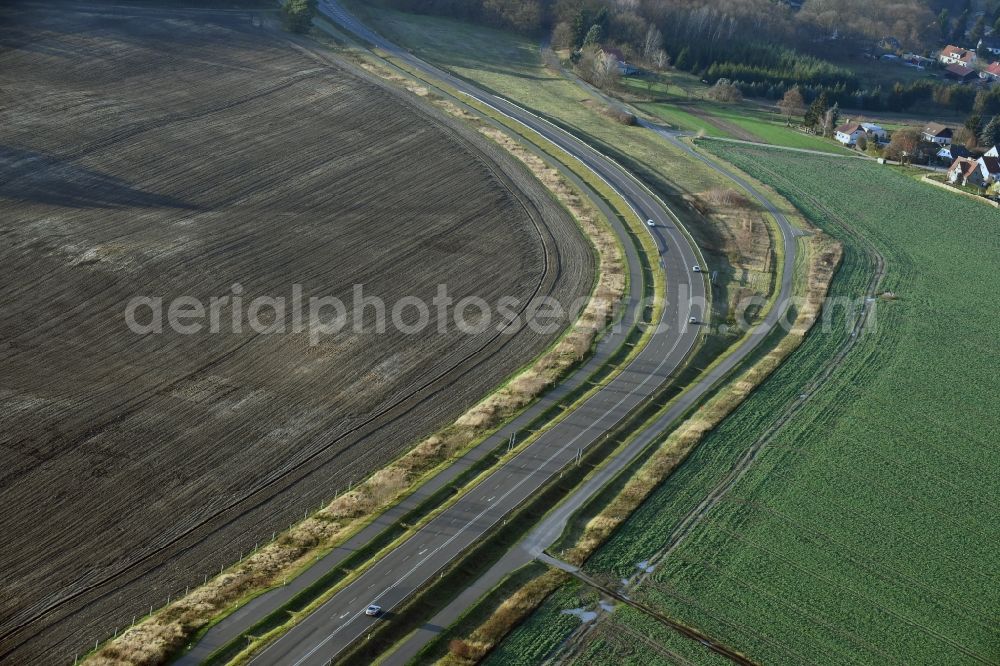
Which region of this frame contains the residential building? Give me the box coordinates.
[986,145,999,157]
[861,123,888,143]
[939,45,977,67]
[979,36,1000,57]
[982,62,1000,82]
[600,47,641,76]
[948,156,1000,187]
[922,123,953,145]
[948,157,981,185]
[834,121,887,146]
[834,122,865,145]
[945,63,979,82]
[975,156,1000,184]
[937,144,971,163]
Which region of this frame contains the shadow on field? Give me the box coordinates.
[0,145,198,209]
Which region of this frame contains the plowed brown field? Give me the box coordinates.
[0,3,593,662]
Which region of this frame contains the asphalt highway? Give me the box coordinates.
[245,3,796,664]
[240,3,715,665]
[175,63,648,665]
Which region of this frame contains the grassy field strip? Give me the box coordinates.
[616,70,853,155]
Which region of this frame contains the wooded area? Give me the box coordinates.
[374,0,1000,115]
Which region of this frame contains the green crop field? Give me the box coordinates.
[483,584,590,666]
[489,580,731,666]
[496,145,999,664]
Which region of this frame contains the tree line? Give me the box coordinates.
[372,0,948,86]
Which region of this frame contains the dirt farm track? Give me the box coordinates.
[0,3,594,662]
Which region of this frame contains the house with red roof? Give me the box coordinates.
[982,62,1000,82]
[939,45,977,67]
[948,157,979,186]
[945,63,979,82]
[948,156,1000,187]
[974,156,1000,185]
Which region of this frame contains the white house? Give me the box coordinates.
[939,45,977,67]
[975,156,1000,185]
[937,144,970,162]
[834,122,866,145]
[949,156,1000,187]
[861,123,888,143]
[834,121,887,146]
[986,145,999,157]
[922,123,953,146]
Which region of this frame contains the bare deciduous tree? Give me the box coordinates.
[642,24,663,63]
[884,127,920,163]
[777,87,806,125]
[594,50,621,89]
[653,49,669,71]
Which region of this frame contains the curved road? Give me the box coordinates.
[238,3,797,665]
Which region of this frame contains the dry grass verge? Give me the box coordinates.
[444,570,569,664]
[435,228,842,666]
[87,54,624,666]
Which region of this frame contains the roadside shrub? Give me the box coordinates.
[603,107,637,125]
